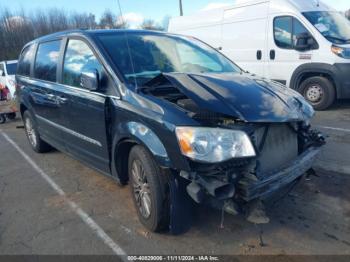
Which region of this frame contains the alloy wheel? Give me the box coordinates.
[25,117,37,147]
[131,159,152,219]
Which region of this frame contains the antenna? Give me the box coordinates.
[117,0,138,89]
[179,0,184,16]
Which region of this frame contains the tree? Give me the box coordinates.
[99,10,127,29]
[0,8,99,61]
[140,19,164,31]
[99,10,116,29]
[72,13,97,29]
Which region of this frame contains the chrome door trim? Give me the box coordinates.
[36,115,103,147]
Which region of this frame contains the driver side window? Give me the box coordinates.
[63,39,104,88]
[274,16,311,49]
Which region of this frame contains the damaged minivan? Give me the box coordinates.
[17,30,325,233]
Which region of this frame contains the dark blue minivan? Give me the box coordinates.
[16,30,325,233]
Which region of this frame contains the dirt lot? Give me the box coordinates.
[0,101,350,257]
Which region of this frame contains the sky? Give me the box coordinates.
[1,0,349,28]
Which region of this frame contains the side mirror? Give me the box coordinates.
[80,69,99,91]
[0,70,4,77]
[295,33,316,51]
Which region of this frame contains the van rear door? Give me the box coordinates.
[267,15,316,86]
[221,2,269,77]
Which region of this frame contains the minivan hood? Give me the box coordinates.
[163,72,314,123]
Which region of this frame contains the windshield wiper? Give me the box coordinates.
[136,73,164,92]
[325,35,348,43]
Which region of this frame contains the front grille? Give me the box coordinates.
[254,124,298,176]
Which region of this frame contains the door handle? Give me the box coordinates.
[46,94,56,100]
[57,96,68,104]
[257,50,262,60]
[270,50,276,60]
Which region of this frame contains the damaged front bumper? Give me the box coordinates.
[181,145,321,209]
[238,146,321,201]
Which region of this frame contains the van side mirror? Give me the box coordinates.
[295,33,316,51]
[0,70,4,77]
[80,69,99,91]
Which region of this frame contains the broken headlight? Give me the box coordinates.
[175,127,256,163]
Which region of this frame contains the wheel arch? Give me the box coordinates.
[20,103,28,117]
[290,63,339,98]
[111,121,172,185]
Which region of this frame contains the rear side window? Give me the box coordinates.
[17,45,36,76]
[34,40,61,82]
[63,39,104,88]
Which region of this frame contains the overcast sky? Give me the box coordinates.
[1,0,349,28]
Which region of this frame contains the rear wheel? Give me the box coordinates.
[0,114,6,124]
[300,76,335,111]
[23,111,52,153]
[6,113,16,120]
[128,145,170,232]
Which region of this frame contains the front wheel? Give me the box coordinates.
[300,76,335,111]
[23,111,52,153]
[128,145,170,232]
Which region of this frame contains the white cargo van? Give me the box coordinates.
[169,0,350,110]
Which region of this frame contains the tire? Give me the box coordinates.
[23,111,52,153]
[128,145,170,232]
[6,112,16,120]
[299,76,335,111]
[0,114,6,124]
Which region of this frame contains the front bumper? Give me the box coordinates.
[238,146,321,201]
[334,63,350,99]
[183,146,321,205]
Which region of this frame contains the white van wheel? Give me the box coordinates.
[300,76,335,111]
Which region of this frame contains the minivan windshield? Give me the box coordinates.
[6,63,17,75]
[303,11,350,45]
[97,32,241,86]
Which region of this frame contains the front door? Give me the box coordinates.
[59,38,111,173]
[267,15,315,87]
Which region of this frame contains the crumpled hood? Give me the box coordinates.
[163,72,314,123]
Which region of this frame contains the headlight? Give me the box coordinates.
[175,127,256,163]
[331,45,350,59]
